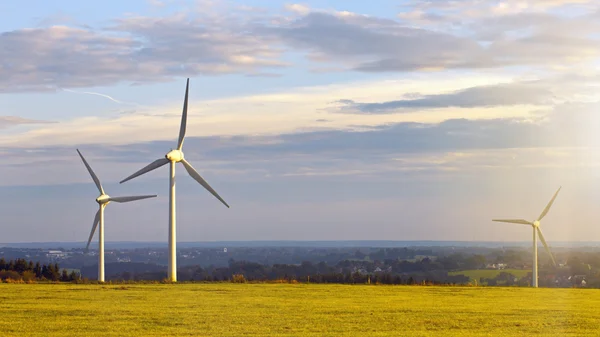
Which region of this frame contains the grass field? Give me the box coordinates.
[1,283,599,336]
[448,269,530,281]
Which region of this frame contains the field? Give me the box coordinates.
[449,269,530,281]
[1,283,600,336]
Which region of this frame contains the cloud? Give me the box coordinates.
[262,6,600,72]
[262,11,488,72]
[0,12,286,92]
[2,2,600,92]
[399,0,596,24]
[284,3,311,15]
[2,97,598,187]
[335,81,556,114]
[270,2,600,72]
[0,72,533,149]
[0,116,55,129]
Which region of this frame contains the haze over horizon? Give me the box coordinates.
[1,0,599,243]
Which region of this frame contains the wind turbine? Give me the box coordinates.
[119,78,229,282]
[77,149,157,282]
[493,187,561,287]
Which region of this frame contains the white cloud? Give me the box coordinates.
[0,11,286,92]
[0,116,55,129]
[284,3,311,15]
[0,71,533,148]
[2,2,600,92]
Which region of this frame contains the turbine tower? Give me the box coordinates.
[77,149,157,282]
[119,78,230,282]
[493,187,561,287]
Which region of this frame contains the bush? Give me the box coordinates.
[231,274,246,283]
[4,278,25,284]
[0,270,21,281]
[22,271,36,282]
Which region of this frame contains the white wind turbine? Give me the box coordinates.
[77,149,157,282]
[493,187,561,287]
[119,78,229,282]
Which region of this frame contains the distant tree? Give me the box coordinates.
[12,259,25,273]
[34,262,41,278]
[69,271,80,282]
[354,250,367,260]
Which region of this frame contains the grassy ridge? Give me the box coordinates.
[448,269,530,280]
[1,283,599,336]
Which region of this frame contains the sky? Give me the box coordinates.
[1,0,600,243]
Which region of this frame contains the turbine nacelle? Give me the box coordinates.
[166,149,184,162]
[95,194,111,205]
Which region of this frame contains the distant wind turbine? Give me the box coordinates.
[493,187,561,288]
[77,149,157,282]
[119,78,230,282]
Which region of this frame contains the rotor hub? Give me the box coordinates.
[96,194,110,204]
[533,220,540,228]
[166,149,184,162]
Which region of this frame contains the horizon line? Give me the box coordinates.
[3,239,600,244]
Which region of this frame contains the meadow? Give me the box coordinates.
[1,283,599,336]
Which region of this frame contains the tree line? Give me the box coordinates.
[0,258,80,282]
[107,259,471,285]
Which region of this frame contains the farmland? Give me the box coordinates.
[1,283,599,336]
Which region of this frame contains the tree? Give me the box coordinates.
[69,271,80,282]
[34,262,41,278]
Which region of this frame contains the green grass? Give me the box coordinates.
[449,269,530,281]
[1,283,599,336]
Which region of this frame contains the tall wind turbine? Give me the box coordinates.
[77,149,157,282]
[119,78,230,282]
[493,187,561,287]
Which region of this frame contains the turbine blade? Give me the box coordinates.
[180,158,230,208]
[86,210,100,250]
[109,195,157,203]
[537,227,557,267]
[492,219,534,225]
[177,78,189,150]
[76,149,104,194]
[537,186,562,221]
[120,158,169,184]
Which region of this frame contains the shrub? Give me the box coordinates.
[231,274,246,283]
[5,278,25,284]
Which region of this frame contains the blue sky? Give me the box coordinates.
[1,0,600,243]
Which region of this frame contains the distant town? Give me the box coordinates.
[2,242,600,287]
